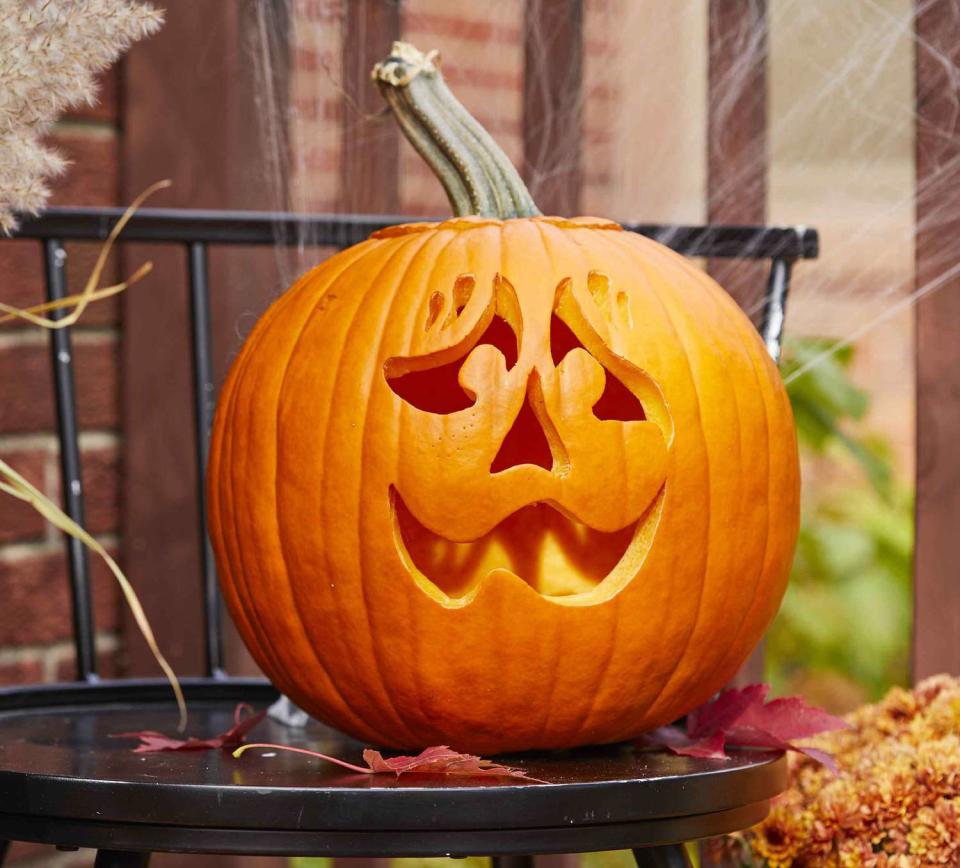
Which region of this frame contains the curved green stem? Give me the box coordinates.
[372,42,541,219]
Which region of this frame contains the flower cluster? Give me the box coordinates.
[735,675,960,866]
[0,1,162,232]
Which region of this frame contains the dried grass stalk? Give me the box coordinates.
[0,180,187,729]
[1,1,164,232]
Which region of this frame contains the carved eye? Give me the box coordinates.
[386,315,518,414]
[550,314,645,422]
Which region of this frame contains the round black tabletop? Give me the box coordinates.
[0,679,787,857]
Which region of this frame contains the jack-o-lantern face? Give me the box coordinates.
[208,216,800,755]
[386,270,671,602]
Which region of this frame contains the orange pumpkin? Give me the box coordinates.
[207,43,800,753]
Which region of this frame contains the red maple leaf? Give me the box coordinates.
[233,742,543,782]
[638,684,848,770]
[111,703,266,753]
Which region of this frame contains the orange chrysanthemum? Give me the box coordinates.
[740,676,960,866]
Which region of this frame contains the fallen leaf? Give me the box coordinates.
[112,703,265,753]
[637,728,728,760]
[730,694,848,741]
[233,742,544,782]
[687,683,768,738]
[639,684,848,769]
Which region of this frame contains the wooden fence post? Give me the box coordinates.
[707,0,768,324]
[523,0,583,216]
[341,0,401,213]
[122,1,291,685]
[913,0,960,681]
[707,0,769,687]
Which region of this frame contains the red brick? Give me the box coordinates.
[0,240,121,329]
[64,67,119,125]
[3,841,94,865]
[26,444,120,537]
[440,64,521,91]
[79,447,120,535]
[0,449,49,544]
[0,657,44,685]
[55,645,122,682]
[0,338,120,434]
[405,12,520,44]
[298,0,343,21]
[0,546,121,645]
[294,46,337,73]
[5,840,58,864]
[47,129,119,207]
[0,241,44,325]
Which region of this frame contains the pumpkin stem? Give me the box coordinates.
[372,42,541,219]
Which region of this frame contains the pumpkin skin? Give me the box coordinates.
[207,214,800,754]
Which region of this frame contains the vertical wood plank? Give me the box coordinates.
[341,0,402,212]
[124,0,290,683]
[122,11,290,868]
[706,0,769,691]
[523,0,583,216]
[707,0,768,323]
[913,0,960,681]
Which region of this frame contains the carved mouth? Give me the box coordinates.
[391,487,664,604]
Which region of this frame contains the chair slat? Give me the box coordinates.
[15,208,820,261]
[43,239,97,681]
[760,258,794,364]
[186,242,224,678]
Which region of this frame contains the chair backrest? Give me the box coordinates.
[7,208,819,683]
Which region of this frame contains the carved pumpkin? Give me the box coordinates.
[207,43,800,753]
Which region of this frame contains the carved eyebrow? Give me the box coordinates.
[587,271,633,329]
[386,274,521,379]
[383,275,522,415]
[552,273,674,442]
[424,274,476,333]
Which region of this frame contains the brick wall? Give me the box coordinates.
[0,68,124,698]
[400,0,524,214]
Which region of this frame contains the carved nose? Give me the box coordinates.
[491,372,558,473]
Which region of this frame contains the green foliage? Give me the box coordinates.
[766,338,913,701]
[390,859,490,868]
[782,339,893,496]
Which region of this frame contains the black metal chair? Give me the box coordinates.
[0,209,818,868]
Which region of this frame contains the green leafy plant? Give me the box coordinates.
[767,338,913,703]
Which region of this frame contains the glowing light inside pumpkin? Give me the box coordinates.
[393,489,641,598]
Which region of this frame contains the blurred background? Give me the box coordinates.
[0,0,942,865]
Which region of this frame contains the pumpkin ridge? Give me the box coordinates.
[564,239,647,735]
[210,299,280,681]
[215,270,349,706]
[278,238,428,744]
[530,217,619,739]
[517,217,567,744]
[379,225,473,743]
[614,233,788,714]
[608,228,784,726]
[228,254,389,740]
[684,261,776,692]
[408,221,484,741]
[532,221,642,739]
[656,254,759,712]
[581,228,713,733]
[322,229,443,744]
[714,284,795,682]
[270,250,421,740]
[616,231,722,721]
